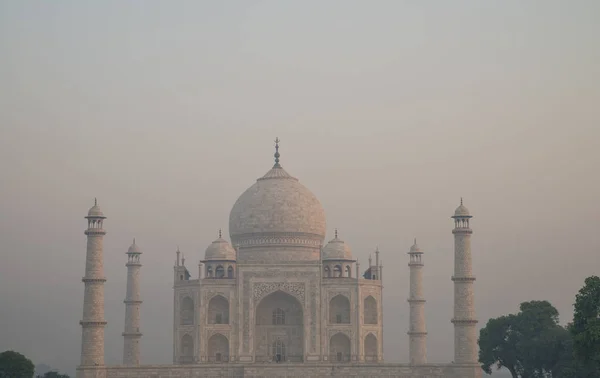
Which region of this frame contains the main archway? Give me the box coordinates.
[255,290,304,362]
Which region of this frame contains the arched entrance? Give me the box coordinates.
[207,333,229,362]
[255,290,304,362]
[364,333,378,361]
[180,334,194,364]
[329,332,351,362]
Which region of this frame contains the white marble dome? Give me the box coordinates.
[229,165,326,249]
[409,239,422,253]
[204,236,236,261]
[127,239,142,254]
[453,202,471,217]
[87,200,105,218]
[322,233,353,261]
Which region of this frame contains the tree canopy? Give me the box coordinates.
[571,275,600,377]
[478,300,579,378]
[0,350,35,378]
[37,372,70,378]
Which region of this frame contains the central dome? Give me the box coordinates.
[229,141,326,255]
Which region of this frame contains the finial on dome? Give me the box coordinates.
[414,237,417,245]
[133,237,136,245]
[273,137,281,168]
[219,229,222,238]
[334,228,338,239]
[94,197,97,206]
[461,197,463,205]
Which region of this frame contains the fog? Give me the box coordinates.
[0,1,599,375]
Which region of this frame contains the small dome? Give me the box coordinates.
[205,236,236,261]
[127,239,142,254]
[409,239,422,253]
[86,199,105,218]
[453,199,471,218]
[322,231,353,261]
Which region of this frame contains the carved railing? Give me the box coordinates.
[328,354,352,362]
[178,356,195,364]
[204,355,231,363]
[254,355,304,363]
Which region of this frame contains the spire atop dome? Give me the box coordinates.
[334,228,338,239]
[452,198,472,218]
[273,137,281,168]
[219,228,222,239]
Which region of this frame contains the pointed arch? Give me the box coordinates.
[324,265,331,278]
[255,290,304,362]
[180,334,194,364]
[329,332,351,362]
[208,295,229,324]
[227,265,234,278]
[180,296,194,325]
[207,333,229,362]
[364,333,378,361]
[333,265,342,277]
[364,295,377,324]
[215,265,225,278]
[329,294,350,324]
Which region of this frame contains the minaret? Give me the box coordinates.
[375,247,380,280]
[123,239,143,365]
[407,239,427,364]
[451,199,478,364]
[79,199,107,367]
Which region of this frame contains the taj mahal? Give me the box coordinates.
[76,140,482,378]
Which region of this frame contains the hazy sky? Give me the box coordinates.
[1,1,599,375]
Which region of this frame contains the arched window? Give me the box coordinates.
[180,297,194,325]
[329,295,351,324]
[272,308,285,325]
[208,295,229,325]
[215,265,225,278]
[345,265,351,277]
[364,296,378,325]
[333,265,342,278]
[206,265,213,278]
[324,266,331,278]
[272,340,286,362]
[227,266,234,278]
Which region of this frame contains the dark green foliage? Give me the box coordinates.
[0,350,35,378]
[571,275,600,377]
[37,372,70,378]
[478,300,582,378]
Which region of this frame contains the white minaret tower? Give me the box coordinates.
[407,239,427,364]
[79,199,107,367]
[451,199,478,364]
[123,238,143,365]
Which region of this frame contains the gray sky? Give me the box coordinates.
[1,1,599,375]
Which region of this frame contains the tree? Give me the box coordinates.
[37,372,70,378]
[0,350,35,378]
[571,275,600,378]
[479,314,522,377]
[478,300,579,378]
